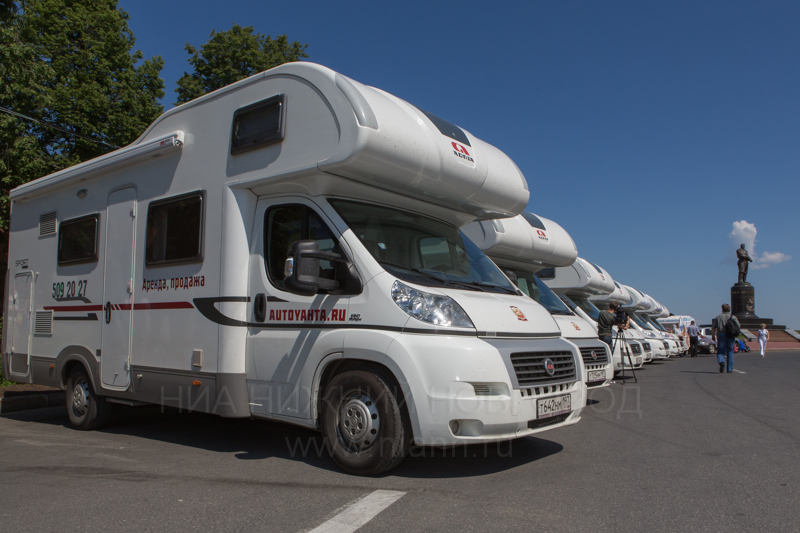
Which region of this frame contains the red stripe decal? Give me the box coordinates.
[44,305,104,312]
[133,302,194,310]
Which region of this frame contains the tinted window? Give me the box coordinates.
[231,94,286,155]
[521,212,546,230]
[536,267,556,279]
[146,192,204,265]
[58,215,99,265]
[265,205,341,290]
[418,109,471,146]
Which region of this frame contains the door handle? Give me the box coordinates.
[254,293,267,322]
[105,302,111,324]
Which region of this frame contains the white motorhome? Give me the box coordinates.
[542,259,645,371]
[463,213,613,388]
[2,63,586,475]
[612,285,666,362]
[642,296,681,356]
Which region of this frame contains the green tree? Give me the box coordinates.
[175,24,308,105]
[0,0,165,236]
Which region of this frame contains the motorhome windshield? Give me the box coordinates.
[572,296,602,321]
[629,312,653,330]
[330,200,517,294]
[502,267,572,315]
[645,315,667,331]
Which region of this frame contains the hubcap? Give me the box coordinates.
[72,378,90,417]
[336,391,380,452]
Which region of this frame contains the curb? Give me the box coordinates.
[0,391,65,414]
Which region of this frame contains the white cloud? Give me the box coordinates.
[727,220,791,270]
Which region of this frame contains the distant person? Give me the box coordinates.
[712,304,740,373]
[737,338,750,353]
[686,320,701,357]
[597,302,629,350]
[758,323,770,357]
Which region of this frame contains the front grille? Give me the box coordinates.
[662,340,669,350]
[528,412,571,429]
[510,351,576,387]
[579,345,608,365]
[642,342,651,352]
[628,343,642,355]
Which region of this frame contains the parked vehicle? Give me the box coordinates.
[2,63,585,476]
[463,213,612,388]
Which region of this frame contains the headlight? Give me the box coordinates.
[391,280,474,328]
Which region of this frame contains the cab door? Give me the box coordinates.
[247,197,349,420]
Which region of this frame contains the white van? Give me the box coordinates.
[542,260,645,372]
[463,213,613,388]
[2,63,585,475]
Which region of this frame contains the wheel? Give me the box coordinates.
[66,367,112,430]
[320,369,411,476]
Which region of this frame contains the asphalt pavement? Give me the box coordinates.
[2,351,799,532]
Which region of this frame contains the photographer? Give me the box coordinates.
[598,301,629,350]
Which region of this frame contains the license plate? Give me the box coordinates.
[587,370,605,382]
[537,394,571,419]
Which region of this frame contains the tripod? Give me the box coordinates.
[612,327,638,383]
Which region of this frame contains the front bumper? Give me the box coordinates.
[386,334,585,446]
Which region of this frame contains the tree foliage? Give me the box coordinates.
[0,0,165,238]
[175,24,308,105]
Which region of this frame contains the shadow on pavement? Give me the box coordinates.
[5,404,562,478]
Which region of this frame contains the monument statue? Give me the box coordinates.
[736,243,753,284]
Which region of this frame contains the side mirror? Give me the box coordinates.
[283,240,362,296]
[504,270,518,285]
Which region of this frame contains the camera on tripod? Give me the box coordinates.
[614,307,628,325]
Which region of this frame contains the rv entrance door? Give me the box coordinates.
[100,188,137,390]
[9,271,33,378]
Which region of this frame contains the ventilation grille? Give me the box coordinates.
[39,212,57,236]
[628,343,642,355]
[528,412,570,430]
[510,351,576,388]
[662,340,670,349]
[34,310,53,335]
[579,346,609,365]
[472,384,492,396]
[642,342,651,352]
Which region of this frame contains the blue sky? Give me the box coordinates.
[120,0,799,328]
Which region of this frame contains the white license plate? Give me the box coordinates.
[537,394,571,419]
[587,370,605,382]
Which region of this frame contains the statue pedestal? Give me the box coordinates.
[731,283,755,318]
[730,283,785,331]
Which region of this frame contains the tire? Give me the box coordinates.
[320,369,411,476]
[66,367,113,430]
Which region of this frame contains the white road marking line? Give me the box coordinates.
[308,489,406,533]
[733,369,746,374]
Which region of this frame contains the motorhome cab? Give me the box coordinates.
[642,296,680,357]
[463,213,612,388]
[2,63,585,476]
[542,259,645,372]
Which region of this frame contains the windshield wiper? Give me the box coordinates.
[378,261,463,287]
[450,280,519,295]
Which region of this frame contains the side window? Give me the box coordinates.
[58,214,99,265]
[146,192,204,266]
[265,205,341,290]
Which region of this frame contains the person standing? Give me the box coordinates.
[758,323,770,357]
[598,302,628,351]
[712,304,740,373]
[686,320,701,357]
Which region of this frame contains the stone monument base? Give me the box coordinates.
[730,282,785,331]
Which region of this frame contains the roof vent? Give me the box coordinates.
[39,212,57,236]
